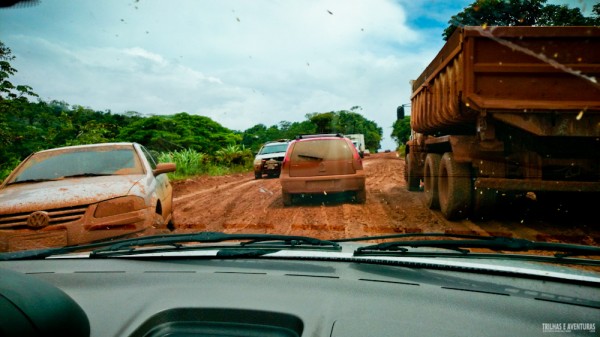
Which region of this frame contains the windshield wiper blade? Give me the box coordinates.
[352,234,600,259]
[7,178,57,185]
[61,173,112,178]
[5,173,112,186]
[89,232,340,257]
[0,232,340,260]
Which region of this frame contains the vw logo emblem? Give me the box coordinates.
[27,211,50,228]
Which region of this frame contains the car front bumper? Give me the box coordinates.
[0,206,156,252]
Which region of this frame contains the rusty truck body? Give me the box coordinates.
[403,26,600,220]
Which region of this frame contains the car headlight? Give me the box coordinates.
[94,196,147,218]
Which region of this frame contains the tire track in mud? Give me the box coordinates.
[360,153,443,236]
[171,153,600,246]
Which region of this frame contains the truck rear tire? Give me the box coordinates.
[406,152,421,191]
[438,152,472,220]
[424,153,441,209]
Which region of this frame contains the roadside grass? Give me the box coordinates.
[158,148,253,181]
[396,144,406,157]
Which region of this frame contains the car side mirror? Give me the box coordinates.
[153,162,176,176]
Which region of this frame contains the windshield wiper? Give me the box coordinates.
[6,173,112,185]
[6,178,58,185]
[0,232,340,260]
[61,173,113,178]
[348,233,600,261]
[88,232,340,257]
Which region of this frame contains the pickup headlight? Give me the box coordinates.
[94,196,146,218]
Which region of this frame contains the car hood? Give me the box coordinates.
[0,175,145,212]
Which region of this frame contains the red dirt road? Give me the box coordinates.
[172,152,600,245]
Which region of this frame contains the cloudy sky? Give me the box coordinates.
[0,0,594,150]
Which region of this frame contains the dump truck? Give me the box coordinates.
[401,26,600,220]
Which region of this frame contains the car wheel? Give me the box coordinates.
[254,171,262,179]
[438,152,472,220]
[166,211,176,231]
[282,191,293,206]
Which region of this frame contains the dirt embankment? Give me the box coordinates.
[172,152,600,245]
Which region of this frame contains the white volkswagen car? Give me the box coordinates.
[0,143,176,252]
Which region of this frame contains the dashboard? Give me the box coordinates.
[1,256,599,336]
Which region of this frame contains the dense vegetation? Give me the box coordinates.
[0,42,383,181]
[444,0,600,40]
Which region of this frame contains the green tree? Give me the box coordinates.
[307,112,336,133]
[443,0,597,40]
[0,41,37,101]
[241,120,317,153]
[538,4,591,26]
[391,117,411,145]
[306,109,383,151]
[279,120,316,139]
[117,112,240,153]
[65,120,113,146]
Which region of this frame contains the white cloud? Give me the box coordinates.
[1,0,471,150]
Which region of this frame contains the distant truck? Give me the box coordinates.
[401,26,600,221]
[345,134,365,157]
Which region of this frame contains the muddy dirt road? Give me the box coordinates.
[172,152,599,245]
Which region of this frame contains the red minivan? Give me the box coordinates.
[279,134,366,206]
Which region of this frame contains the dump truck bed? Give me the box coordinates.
[410,26,600,135]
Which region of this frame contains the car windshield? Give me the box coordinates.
[259,143,288,155]
[0,1,599,271]
[7,146,144,184]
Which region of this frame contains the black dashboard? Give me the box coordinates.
[1,256,599,337]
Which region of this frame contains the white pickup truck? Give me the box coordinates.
[345,134,365,157]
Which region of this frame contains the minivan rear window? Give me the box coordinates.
[291,139,353,161]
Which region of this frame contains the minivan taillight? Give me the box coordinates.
[348,140,363,170]
[281,144,293,173]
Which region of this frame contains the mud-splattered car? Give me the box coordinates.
[280,134,366,206]
[253,140,290,179]
[0,143,176,252]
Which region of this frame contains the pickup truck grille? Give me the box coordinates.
[0,205,88,229]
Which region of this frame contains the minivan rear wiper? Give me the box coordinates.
[349,233,600,260]
[297,154,323,160]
